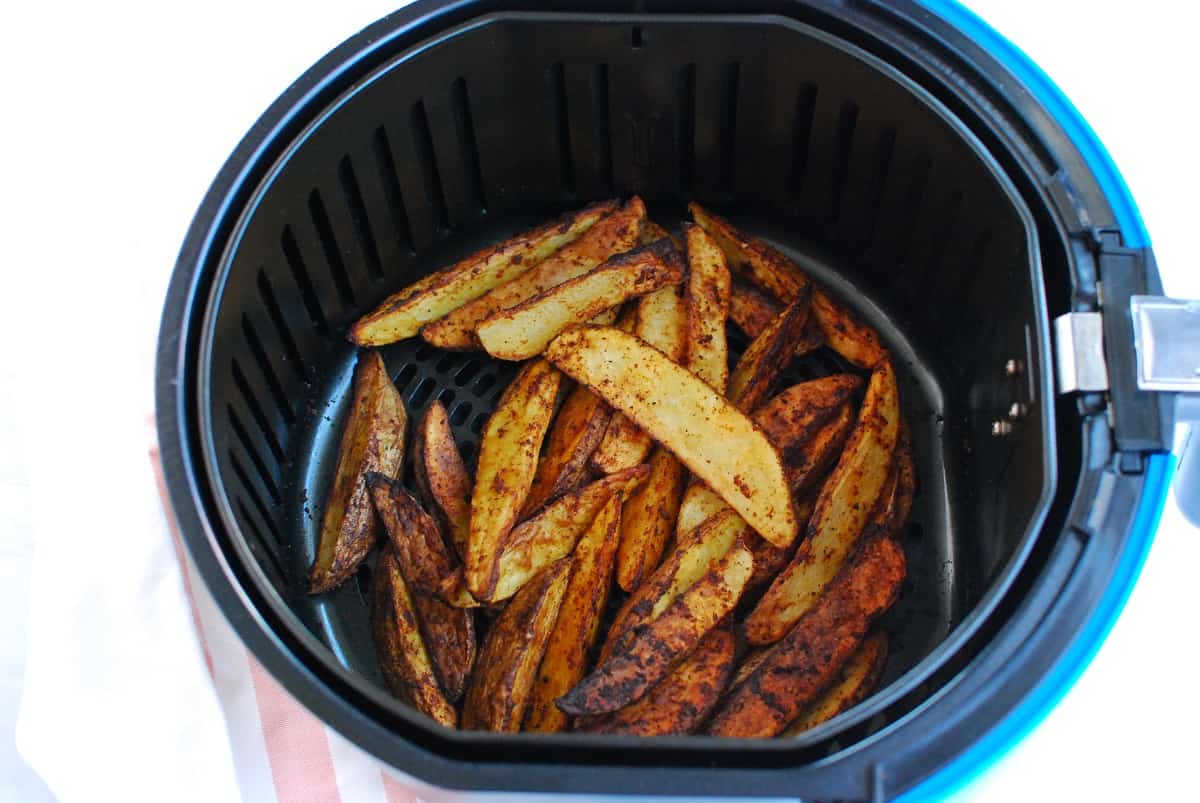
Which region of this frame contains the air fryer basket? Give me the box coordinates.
[158,2,1173,799]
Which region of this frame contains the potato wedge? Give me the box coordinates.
[521,382,613,518]
[525,494,623,732]
[639,220,675,246]
[411,400,472,564]
[467,359,563,599]
[674,483,730,542]
[810,287,887,370]
[707,536,905,738]
[730,283,824,357]
[783,630,888,736]
[371,549,457,727]
[753,375,863,492]
[727,645,771,693]
[748,495,815,591]
[615,446,687,592]
[688,203,808,305]
[683,224,732,393]
[577,624,735,736]
[351,200,615,345]
[727,288,812,412]
[310,351,406,594]
[489,465,648,603]
[423,198,645,349]
[557,538,752,715]
[462,559,571,731]
[744,362,900,645]
[546,326,798,547]
[477,238,685,361]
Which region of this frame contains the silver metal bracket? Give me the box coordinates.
[1130,296,1200,393]
[1054,311,1109,393]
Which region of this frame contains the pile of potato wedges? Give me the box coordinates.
[308,198,913,738]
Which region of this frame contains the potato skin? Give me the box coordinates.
[752,376,863,493]
[783,629,888,736]
[682,224,732,394]
[521,382,613,519]
[729,283,824,356]
[615,445,687,593]
[411,400,472,564]
[726,288,813,413]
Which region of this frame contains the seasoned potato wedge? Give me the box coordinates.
[310,351,406,594]
[557,538,752,715]
[489,465,648,603]
[615,446,687,592]
[744,362,900,645]
[462,559,571,731]
[351,200,615,345]
[477,238,685,361]
[411,400,472,564]
[730,283,824,357]
[639,220,676,246]
[707,537,905,737]
[753,375,863,492]
[577,624,735,736]
[727,645,771,693]
[423,198,645,349]
[546,326,798,547]
[783,630,888,736]
[467,359,563,599]
[683,224,732,393]
[810,287,887,370]
[410,592,475,703]
[521,383,613,518]
[371,549,457,727]
[525,494,623,732]
[688,203,809,305]
[748,495,815,591]
[727,288,813,412]
[674,482,731,542]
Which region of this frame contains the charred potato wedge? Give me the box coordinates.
[730,282,824,357]
[748,495,815,591]
[682,224,732,393]
[351,200,615,345]
[467,359,563,599]
[521,382,613,518]
[753,375,863,492]
[615,446,687,592]
[546,326,798,547]
[726,288,813,412]
[478,238,685,361]
[423,198,645,349]
[309,351,406,594]
[411,400,472,564]
[783,630,888,736]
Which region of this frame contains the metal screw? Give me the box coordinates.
[1008,402,1027,420]
[1004,359,1024,377]
[991,420,1013,437]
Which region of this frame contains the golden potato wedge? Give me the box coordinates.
[462,559,571,731]
[525,494,623,732]
[557,538,752,715]
[477,238,685,361]
[310,351,406,594]
[810,287,887,369]
[466,359,563,599]
[707,536,905,738]
[683,224,732,393]
[411,400,472,564]
[639,220,674,246]
[489,465,648,603]
[674,482,730,542]
[753,375,863,492]
[577,624,735,736]
[783,630,888,736]
[520,382,613,519]
[351,200,615,345]
[371,549,457,727]
[726,288,813,412]
[748,495,815,591]
[588,410,654,475]
[423,198,645,349]
[744,362,900,645]
[546,326,798,547]
[688,203,809,306]
[615,446,687,592]
[730,283,824,357]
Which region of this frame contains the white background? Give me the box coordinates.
[1,1,1196,800]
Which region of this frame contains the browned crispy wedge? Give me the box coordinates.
[423,198,645,349]
[310,351,406,594]
[477,238,685,361]
[810,287,887,369]
[546,326,798,547]
[462,559,571,731]
[728,645,771,693]
[371,549,457,727]
[748,495,815,591]
[615,446,687,592]
[683,224,732,393]
[674,483,730,542]
[783,630,888,736]
[639,220,674,246]
[753,375,863,492]
[466,359,563,599]
[577,624,735,735]
[489,465,648,603]
[744,362,900,645]
[525,494,623,732]
[726,288,813,413]
[689,203,809,306]
[557,538,752,715]
[411,400,472,564]
[521,383,613,519]
[730,283,824,356]
[707,536,905,738]
[352,200,615,345]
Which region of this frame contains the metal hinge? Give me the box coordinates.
[1054,311,1109,393]
[1130,296,1200,393]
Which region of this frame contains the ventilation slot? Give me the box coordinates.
[411,101,450,234]
[280,225,330,336]
[453,359,482,387]
[546,63,575,197]
[896,154,932,266]
[337,156,383,281]
[675,64,696,196]
[393,363,419,395]
[788,83,818,197]
[231,358,285,462]
[227,405,282,504]
[590,65,614,193]
[716,62,740,195]
[449,401,472,427]
[241,315,295,424]
[235,499,287,583]
[307,189,356,310]
[409,376,438,408]
[436,387,455,406]
[473,372,497,397]
[371,126,415,254]
[829,101,859,223]
[256,269,306,381]
[450,77,487,214]
[863,127,897,247]
[471,412,488,435]
[925,189,964,285]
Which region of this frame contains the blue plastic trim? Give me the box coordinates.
[920,0,1150,249]
[896,453,1175,802]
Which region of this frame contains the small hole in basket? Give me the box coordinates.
[436,387,455,406]
[435,353,458,373]
[454,360,482,387]
[450,401,472,426]
[471,413,488,435]
[394,363,418,393]
[414,342,437,362]
[473,373,497,396]
[631,26,643,49]
[409,377,437,408]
